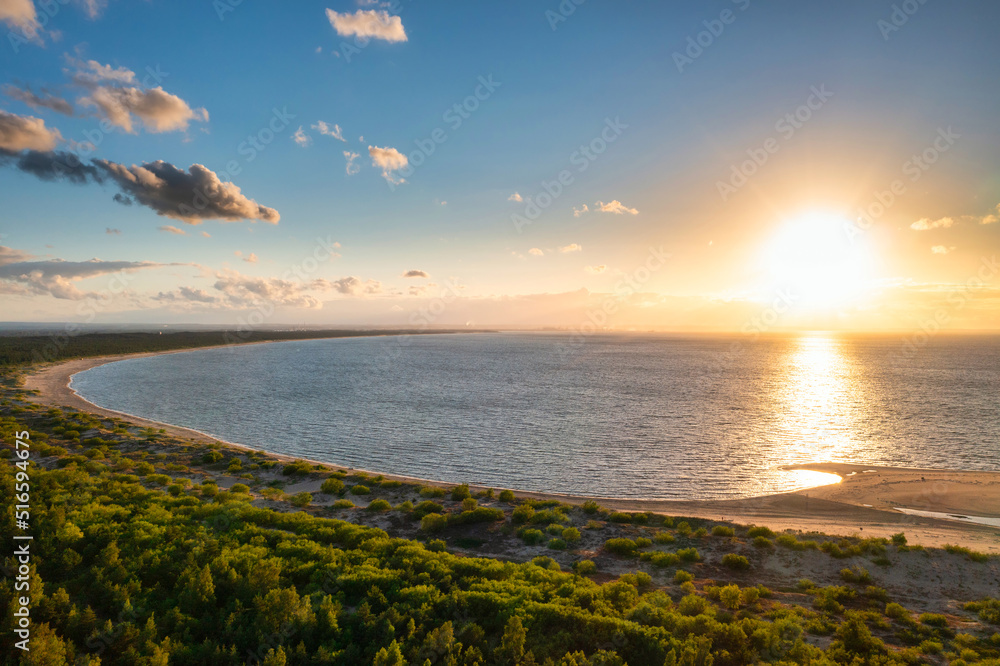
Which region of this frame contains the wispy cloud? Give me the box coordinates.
[292,126,311,147]
[508,192,523,202]
[313,120,345,142]
[528,247,544,256]
[368,145,407,184]
[344,151,360,175]
[325,8,407,43]
[3,84,75,116]
[158,225,186,235]
[931,245,955,255]
[585,265,607,274]
[595,200,639,215]
[572,204,589,217]
[558,243,582,253]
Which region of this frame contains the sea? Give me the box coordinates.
[70,332,1000,500]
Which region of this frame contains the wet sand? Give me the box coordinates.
[22,349,1000,552]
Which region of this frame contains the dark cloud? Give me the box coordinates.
[94,159,280,224]
[3,84,74,116]
[402,269,430,278]
[0,246,165,300]
[2,149,103,184]
[112,193,133,206]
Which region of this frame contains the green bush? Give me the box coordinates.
[332,499,354,509]
[281,460,313,475]
[462,497,478,511]
[230,483,250,494]
[562,527,581,543]
[678,547,701,563]
[512,504,535,524]
[721,553,749,570]
[654,532,675,545]
[840,566,871,584]
[420,513,448,532]
[450,483,471,501]
[367,499,392,512]
[147,473,170,486]
[574,560,596,575]
[548,538,567,550]
[413,500,444,518]
[944,544,989,562]
[608,512,632,524]
[635,537,652,549]
[711,525,735,537]
[753,536,774,549]
[676,521,692,536]
[520,529,545,545]
[641,552,680,568]
[918,613,948,627]
[529,509,568,525]
[395,500,413,513]
[200,483,218,497]
[350,484,370,496]
[135,461,155,476]
[582,500,600,514]
[289,492,312,507]
[449,507,505,525]
[604,538,638,557]
[747,526,776,538]
[498,489,515,502]
[320,477,345,495]
[674,570,694,584]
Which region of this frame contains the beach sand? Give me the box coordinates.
[22,350,1000,553]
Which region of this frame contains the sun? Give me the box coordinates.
[758,211,875,310]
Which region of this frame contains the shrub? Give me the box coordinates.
[918,613,948,627]
[840,566,871,584]
[530,509,568,525]
[520,529,545,545]
[498,489,515,502]
[475,488,494,499]
[332,499,354,509]
[426,539,446,552]
[944,544,989,562]
[282,460,312,475]
[548,538,567,550]
[678,547,701,563]
[635,537,652,549]
[367,499,392,512]
[719,584,742,610]
[674,570,694,584]
[135,462,155,476]
[585,520,603,530]
[226,458,242,472]
[230,483,250,494]
[395,500,413,513]
[420,513,448,532]
[891,532,907,546]
[512,504,535,524]
[450,507,505,525]
[289,492,312,507]
[676,521,692,536]
[350,484,371,496]
[320,477,345,495]
[546,523,565,535]
[419,486,446,498]
[582,500,600,514]
[562,527,581,543]
[147,474,170,486]
[641,552,680,568]
[604,538,638,557]
[712,525,735,537]
[721,553,750,570]
[753,536,774,549]
[450,483,471,501]
[654,532,675,545]
[380,479,402,489]
[574,560,596,575]
[608,512,632,524]
[747,526,775,538]
[413,500,445,519]
[167,484,183,496]
[678,594,708,616]
[462,497,478,511]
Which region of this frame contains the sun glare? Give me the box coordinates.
[759,211,875,310]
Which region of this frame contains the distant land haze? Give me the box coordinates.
[71,332,1000,500]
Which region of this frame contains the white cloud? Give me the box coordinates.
[312,120,345,142]
[292,126,311,147]
[595,200,639,215]
[368,145,407,184]
[158,225,186,235]
[0,110,63,152]
[508,192,523,202]
[344,151,360,175]
[585,265,607,274]
[0,245,166,300]
[528,248,544,256]
[911,217,955,231]
[325,8,407,43]
[931,245,955,255]
[558,243,582,253]
[243,252,258,263]
[0,0,40,36]
[572,204,589,217]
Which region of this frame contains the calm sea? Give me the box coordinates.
[71,333,1000,499]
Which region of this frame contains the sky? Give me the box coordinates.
[0,0,998,332]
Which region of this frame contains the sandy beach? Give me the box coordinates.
[22,348,1000,553]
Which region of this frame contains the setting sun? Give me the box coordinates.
[759,211,876,310]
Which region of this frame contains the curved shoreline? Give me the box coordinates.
[21,342,1000,552]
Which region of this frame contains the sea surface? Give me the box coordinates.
[71,332,1000,500]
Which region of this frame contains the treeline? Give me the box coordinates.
[0,329,461,368]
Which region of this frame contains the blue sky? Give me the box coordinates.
[1,0,998,329]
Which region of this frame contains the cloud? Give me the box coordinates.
[200,231,211,238]
[67,57,139,85]
[911,217,955,231]
[80,85,208,134]
[243,252,258,263]
[572,204,589,217]
[508,192,523,202]
[402,269,429,278]
[292,126,311,147]
[0,149,102,184]
[344,151,360,175]
[211,269,327,308]
[368,145,407,184]
[312,120,345,142]
[3,85,74,115]
[326,275,383,295]
[595,200,639,215]
[158,225,186,235]
[0,110,63,152]
[105,227,121,235]
[528,248,544,256]
[93,159,281,224]
[931,245,955,255]
[75,0,108,20]
[112,192,132,205]
[0,0,39,35]
[585,265,607,274]
[325,8,407,43]
[0,245,165,300]
[558,243,582,253]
